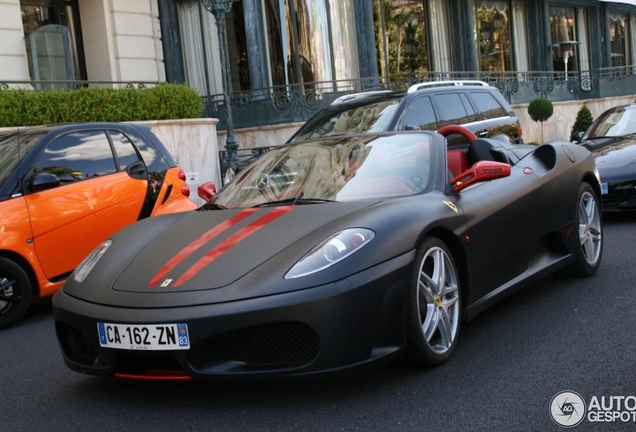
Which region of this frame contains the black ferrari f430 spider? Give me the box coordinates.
[53,125,603,380]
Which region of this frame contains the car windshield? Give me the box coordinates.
[584,105,636,140]
[289,97,402,142]
[212,133,436,209]
[0,131,46,188]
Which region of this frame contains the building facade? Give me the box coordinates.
[2,0,636,143]
[1,0,164,86]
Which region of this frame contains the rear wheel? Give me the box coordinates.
[571,183,603,276]
[0,257,32,330]
[405,237,461,367]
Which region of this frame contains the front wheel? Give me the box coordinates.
[0,257,33,330]
[405,237,461,367]
[567,182,603,276]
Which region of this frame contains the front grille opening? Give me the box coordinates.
[605,182,636,208]
[188,322,320,371]
[243,322,319,367]
[56,322,97,366]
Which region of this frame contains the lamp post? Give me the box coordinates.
[404,21,418,74]
[202,0,239,169]
[552,40,580,81]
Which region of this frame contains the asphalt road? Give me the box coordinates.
[2,213,636,432]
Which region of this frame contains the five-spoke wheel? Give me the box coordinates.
[406,237,461,366]
[578,189,602,267]
[565,183,603,276]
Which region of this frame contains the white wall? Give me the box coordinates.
[0,0,31,85]
[515,94,636,144]
[79,0,165,83]
[141,118,222,189]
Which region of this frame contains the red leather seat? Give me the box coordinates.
[447,150,468,177]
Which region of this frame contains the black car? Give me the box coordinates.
[578,103,636,212]
[53,126,601,381]
[288,80,524,148]
[221,81,524,184]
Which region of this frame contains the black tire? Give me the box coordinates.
[0,257,33,330]
[405,237,461,367]
[565,182,603,277]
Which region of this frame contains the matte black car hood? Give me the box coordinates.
[109,202,375,294]
[583,135,636,169]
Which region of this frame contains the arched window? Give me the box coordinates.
[374,0,435,77]
[262,0,360,90]
[475,1,513,73]
[549,6,580,78]
[610,13,629,68]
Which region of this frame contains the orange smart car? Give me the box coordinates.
[0,122,197,329]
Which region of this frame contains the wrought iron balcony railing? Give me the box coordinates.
[3,66,636,133]
[203,66,636,131]
[0,80,154,90]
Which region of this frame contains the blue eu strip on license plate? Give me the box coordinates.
[97,322,190,350]
[601,183,608,195]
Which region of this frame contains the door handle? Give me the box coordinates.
[126,161,147,180]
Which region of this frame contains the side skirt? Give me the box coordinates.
[463,251,574,322]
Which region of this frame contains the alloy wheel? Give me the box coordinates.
[0,276,19,315]
[416,246,460,355]
[578,190,602,266]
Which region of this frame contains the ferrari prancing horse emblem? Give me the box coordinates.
[443,200,458,213]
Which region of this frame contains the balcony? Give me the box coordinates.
[3,66,635,132]
[201,67,636,131]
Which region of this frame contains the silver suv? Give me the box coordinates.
[288,80,523,148]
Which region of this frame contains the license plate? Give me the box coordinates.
[97,322,190,350]
[601,183,608,195]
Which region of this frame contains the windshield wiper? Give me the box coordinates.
[200,202,227,211]
[253,198,336,207]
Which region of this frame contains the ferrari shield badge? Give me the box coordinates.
[160,279,173,288]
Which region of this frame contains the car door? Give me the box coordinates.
[469,90,521,143]
[453,162,544,303]
[24,129,148,281]
[395,95,439,131]
[430,92,481,149]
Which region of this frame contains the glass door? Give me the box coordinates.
[21,0,86,88]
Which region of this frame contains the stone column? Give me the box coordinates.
[0,0,32,86]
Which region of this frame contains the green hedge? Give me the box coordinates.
[0,84,204,127]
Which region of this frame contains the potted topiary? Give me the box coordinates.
[570,104,593,142]
[528,97,554,144]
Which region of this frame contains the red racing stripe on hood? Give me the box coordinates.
[173,206,294,287]
[149,208,259,287]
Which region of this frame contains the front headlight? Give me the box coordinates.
[73,239,112,283]
[285,229,375,279]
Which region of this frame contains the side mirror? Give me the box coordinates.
[197,182,217,202]
[574,131,585,143]
[29,172,61,192]
[451,161,511,193]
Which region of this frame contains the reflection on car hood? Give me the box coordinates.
[582,135,636,169]
[106,202,374,294]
